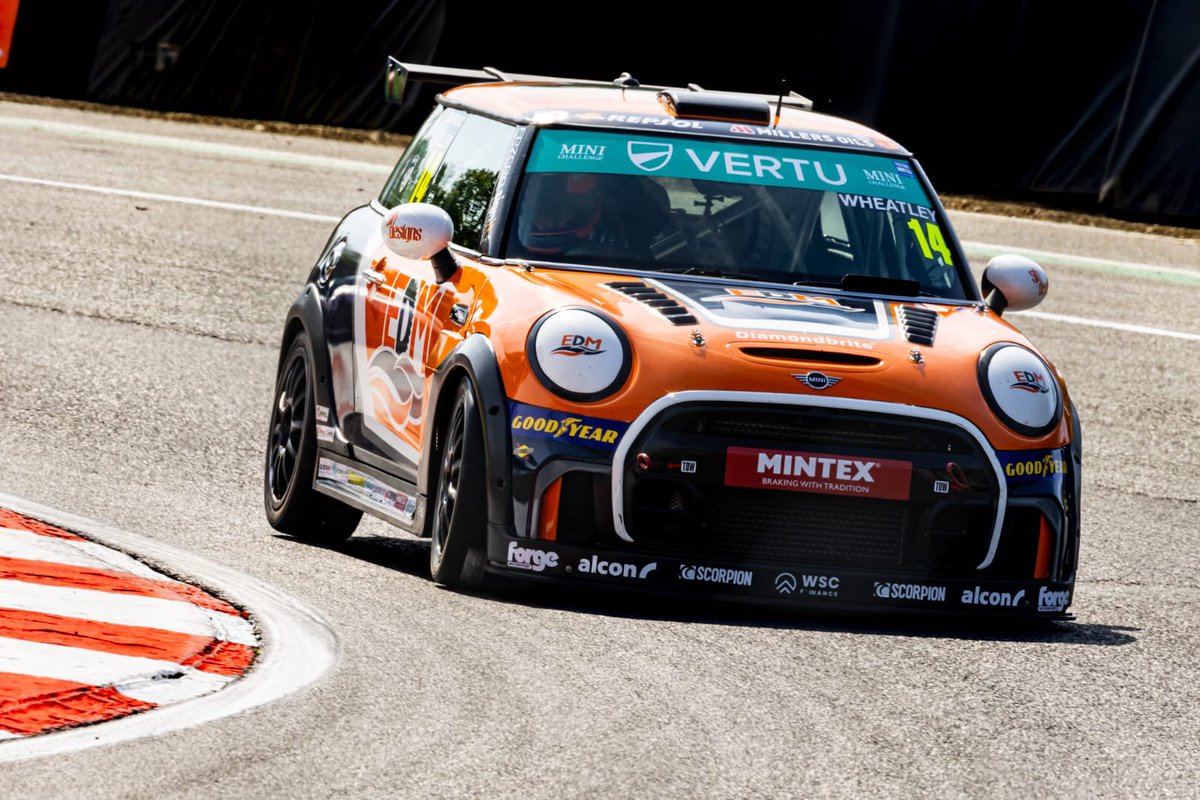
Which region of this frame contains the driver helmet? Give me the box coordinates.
[518,174,602,255]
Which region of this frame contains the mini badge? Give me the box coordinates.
[792,371,842,390]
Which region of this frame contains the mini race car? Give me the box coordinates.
[264,60,1080,618]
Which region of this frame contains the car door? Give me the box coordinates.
[352,111,517,477]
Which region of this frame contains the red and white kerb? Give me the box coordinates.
[0,509,256,738]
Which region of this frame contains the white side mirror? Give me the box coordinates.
[981,254,1048,314]
[380,203,458,282]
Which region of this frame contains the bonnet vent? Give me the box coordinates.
[897,306,938,346]
[606,282,697,325]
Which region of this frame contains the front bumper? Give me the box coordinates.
[487,533,1075,618]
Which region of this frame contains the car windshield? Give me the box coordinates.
[504,129,968,299]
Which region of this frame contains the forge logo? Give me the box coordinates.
[725,447,912,500]
[386,222,422,243]
[551,334,605,356]
[1010,370,1049,394]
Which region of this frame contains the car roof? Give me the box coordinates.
[441,83,911,156]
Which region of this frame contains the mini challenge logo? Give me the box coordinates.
[627,141,674,172]
[558,143,607,162]
[551,334,605,357]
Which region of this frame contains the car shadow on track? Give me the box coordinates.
[280,534,1139,647]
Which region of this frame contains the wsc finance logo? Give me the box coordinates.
[627,141,673,172]
[775,572,797,595]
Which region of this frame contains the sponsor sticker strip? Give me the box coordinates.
[316,458,417,521]
[0,509,256,738]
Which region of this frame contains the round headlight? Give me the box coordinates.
[527,309,631,402]
[978,344,1063,437]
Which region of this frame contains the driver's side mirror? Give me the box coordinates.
[380,203,459,283]
[981,254,1048,315]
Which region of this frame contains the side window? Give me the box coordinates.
[378,107,465,209]
[423,114,516,249]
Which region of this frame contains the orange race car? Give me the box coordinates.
[264,60,1080,617]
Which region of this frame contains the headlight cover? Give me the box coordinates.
[978,343,1063,437]
[527,309,631,402]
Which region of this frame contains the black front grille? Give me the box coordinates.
[667,408,978,454]
[622,402,1001,575]
[630,488,907,568]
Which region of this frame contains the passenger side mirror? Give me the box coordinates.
[981,254,1048,315]
[380,203,459,283]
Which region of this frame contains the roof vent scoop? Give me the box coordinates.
[657,90,772,125]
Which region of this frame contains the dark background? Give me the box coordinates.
[2,0,1197,223]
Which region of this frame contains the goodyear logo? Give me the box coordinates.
[998,447,1070,492]
[508,401,628,451]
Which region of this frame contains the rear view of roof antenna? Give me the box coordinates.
[774,79,786,128]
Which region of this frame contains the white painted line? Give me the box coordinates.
[0,173,341,224]
[114,669,233,705]
[0,637,227,698]
[0,492,338,764]
[961,239,1200,280]
[0,527,165,580]
[952,209,1200,246]
[0,579,256,645]
[1015,310,1200,341]
[0,115,393,174]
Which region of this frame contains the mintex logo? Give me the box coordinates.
[724,447,912,501]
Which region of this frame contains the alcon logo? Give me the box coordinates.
[506,542,559,573]
[1011,370,1049,393]
[578,555,656,579]
[759,453,877,483]
[551,334,605,357]
[387,222,422,243]
[960,586,1026,607]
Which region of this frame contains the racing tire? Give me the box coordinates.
[264,335,362,542]
[428,379,488,589]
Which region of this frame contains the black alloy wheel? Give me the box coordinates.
[264,336,361,542]
[429,379,487,588]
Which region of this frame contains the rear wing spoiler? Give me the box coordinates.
[384,58,813,111]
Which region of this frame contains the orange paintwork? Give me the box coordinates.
[443,260,1073,452]
[537,478,562,540]
[366,244,1072,457]
[1034,514,1054,579]
[443,83,905,151]
[0,0,18,69]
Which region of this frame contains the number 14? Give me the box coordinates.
[906,219,953,265]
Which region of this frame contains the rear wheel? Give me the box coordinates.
[264,335,361,542]
[428,379,487,589]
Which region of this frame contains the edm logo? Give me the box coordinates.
[551,334,605,356]
[628,141,673,172]
[387,222,422,243]
[1011,370,1049,393]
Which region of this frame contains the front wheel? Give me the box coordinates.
[428,379,487,589]
[264,335,361,542]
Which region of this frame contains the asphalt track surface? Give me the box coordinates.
[1,101,1198,799]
